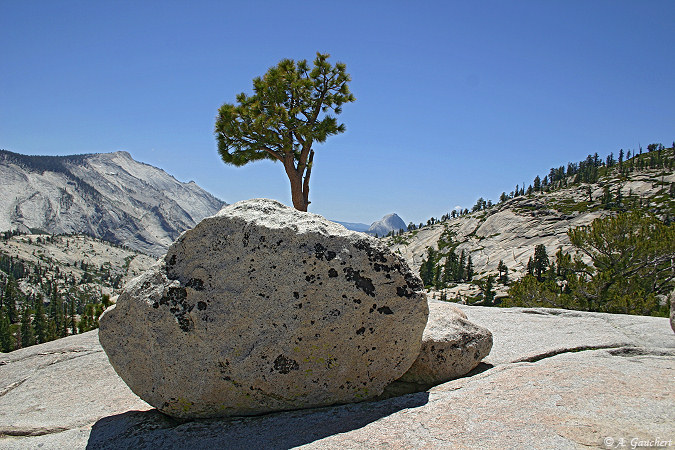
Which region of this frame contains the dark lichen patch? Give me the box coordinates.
[377,306,394,315]
[343,267,375,297]
[159,286,194,332]
[293,292,300,299]
[354,239,388,263]
[197,301,207,311]
[313,243,337,261]
[167,254,177,266]
[373,263,392,273]
[396,285,415,298]
[356,327,366,335]
[272,355,299,374]
[186,278,205,291]
[328,268,338,278]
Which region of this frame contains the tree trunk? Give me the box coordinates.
[284,157,308,212]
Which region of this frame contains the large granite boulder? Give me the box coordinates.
[399,300,492,384]
[98,199,428,419]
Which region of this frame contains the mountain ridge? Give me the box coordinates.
[0,150,226,256]
[386,146,675,302]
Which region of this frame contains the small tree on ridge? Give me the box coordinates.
[215,53,355,211]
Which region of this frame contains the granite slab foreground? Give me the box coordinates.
[1,303,673,449]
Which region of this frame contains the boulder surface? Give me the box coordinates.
[399,300,492,384]
[98,199,428,418]
[2,306,673,449]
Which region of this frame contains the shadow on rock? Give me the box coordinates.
[86,392,430,450]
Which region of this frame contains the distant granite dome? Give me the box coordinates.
[368,213,407,236]
[0,150,226,256]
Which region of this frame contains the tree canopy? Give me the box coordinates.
[505,211,674,316]
[215,52,355,211]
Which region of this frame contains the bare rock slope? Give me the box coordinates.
[2,304,673,449]
[388,167,675,282]
[0,150,226,257]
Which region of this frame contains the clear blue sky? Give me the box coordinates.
[1,1,674,225]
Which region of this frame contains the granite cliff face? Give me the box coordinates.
[367,213,407,237]
[0,150,226,256]
[388,165,675,291]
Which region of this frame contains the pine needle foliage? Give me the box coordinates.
[505,211,674,316]
[215,53,355,211]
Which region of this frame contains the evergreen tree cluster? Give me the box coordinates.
[418,228,480,289]
[504,210,674,316]
[0,271,112,352]
[0,233,144,352]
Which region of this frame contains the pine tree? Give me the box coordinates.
[0,307,11,352]
[433,265,442,289]
[465,255,474,281]
[497,260,509,284]
[482,275,496,306]
[3,277,19,324]
[48,286,65,339]
[533,244,549,281]
[70,299,77,335]
[419,248,437,288]
[20,304,34,348]
[33,296,48,344]
[568,210,674,314]
[215,53,355,211]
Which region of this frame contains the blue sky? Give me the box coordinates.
[1,1,674,225]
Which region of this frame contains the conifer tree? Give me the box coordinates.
[20,304,34,348]
[0,307,11,352]
[482,275,496,306]
[70,299,77,335]
[568,210,674,313]
[420,248,437,288]
[3,277,19,324]
[497,260,509,284]
[465,255,474,281]
[442,254,454,285]
[533,244,549,281]
[215,53,355,211]
[433,265,442,289]
[33,296,48,344]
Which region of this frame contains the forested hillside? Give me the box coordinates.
[0,231,156,352]
[386,143,675,316]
